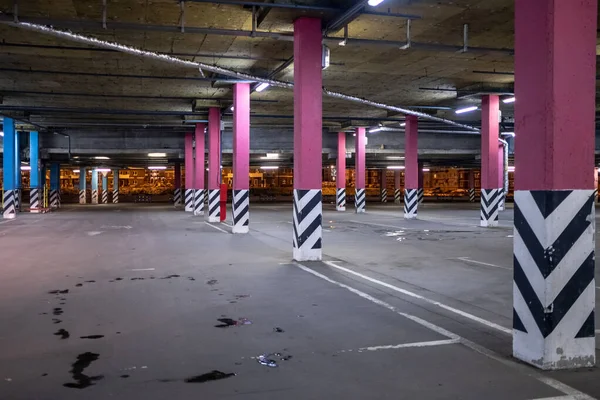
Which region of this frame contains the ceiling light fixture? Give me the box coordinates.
[508,166,515,172]
[260,166,279,170]
[387,166,405,170]
[97,168,111,172]
[0,131,3,137]
[256,82,270,92]
[422,168,430,172]
[73,169,80,173]
[20,166,31,171]
[455,106,478,114]
[386,156,405,160]
[147,166,167,170]
[400,122,406,127]
[502,132,515,137]
[368,0,385,6]
[369,127,383,133]
[94,156,110,160]
[503,97,516,104]
[148,153,167,158]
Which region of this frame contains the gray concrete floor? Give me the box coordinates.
[0,202,598,399]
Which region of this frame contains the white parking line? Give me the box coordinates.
[130,268,155,271]
[204,222,229,234]
[348,339,459,353]
[293,262,594,400]
[456,257,512,271]
[324,260,512,335]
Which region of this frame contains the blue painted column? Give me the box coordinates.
[29,131,41,212]
[79,167,87,204]
[2,117,17,219]
[102,173,108,204]
[112,169,119,204]
[49,163,60,208]
[14,131,21,211]
[91,168,99,204]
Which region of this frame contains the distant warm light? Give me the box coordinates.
[148,153,166,158]
[387,166,405,170]
[230,105,234,112]
[387,156,404,160]
[20,166,31,171]
[455,106,478,114]
[503,97,516,104]
[260,166,279,170]
[368,0,385,5]
[94,156,110,160]
[147,166,167,170]
[256,82,270,92]
[73,169,80,173]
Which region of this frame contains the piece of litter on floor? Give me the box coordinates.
[256,355,277,368]
[274,327,284,333]
[5,378,12,382]
[141,366,148,369]
[507,235,514,238]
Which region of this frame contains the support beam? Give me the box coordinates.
[207,107,222,223]
[232,83,250,233]
[173,163,182,207]
[194,123,206,216]
[292,17,323,261]
[2,117,17,219]
[480,95,501,227]
[101,173,108,204]
[513,0,597,370]
[404,115,418,219]
[112,169,119,204]
[336,132,346,211]
[14,130,21,212]
[355,127,366,213]
[184,132,194,212]
[29,131,41,212]
[91,168,98,205]
[417,161,424,205]
[79,167,87,204]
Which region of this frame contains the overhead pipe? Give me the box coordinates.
[0,18,480,132]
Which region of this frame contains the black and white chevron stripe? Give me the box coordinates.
[173,188,182,207]
[468,188,475,202]
[184,189,194,212]
[3,190,16,219]
[381,188,388,203]
[480,188,501,227]
[112,190,119,204]
[292,189,322,261]
[194,189,206,216]
[91,189,98,204]
[355,188,365,213]
[208,189,221,222]
[513,190,595,369]
[30,188,40,211]
[404,188,418,219]
[394,188,401,204]
[232,189,249,233]
[102,190,108,204]
[336,188,346,211]
[50,189,60,208]
[79,190,86,204]
[418,188,424,204]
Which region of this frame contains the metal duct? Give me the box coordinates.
[0,18,480,132]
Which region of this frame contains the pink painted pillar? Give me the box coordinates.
[292,17,323,261]
[404,115,418,218]
[512,0,597,370]
[184,132,194,212]
[232,83,250,233]
[480,95,500,227]
[394,170,402,204]
[207,107,221,222]
[354,127,366,213]
[336,132,346,211]
[193,123,206,216]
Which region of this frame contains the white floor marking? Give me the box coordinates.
[348,220,407,230]
[204,221,229,234]
[221,221,232,227]
[529,395,589,400]
[293,262,595,400]
[456,257,512,271]
[0,219,17,225]
[348,339,459,353]
[130,268,155,271]
[86,231,104,236]
[324,260,512,335]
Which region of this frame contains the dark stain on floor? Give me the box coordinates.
[80,335,105,340]
[161,274,181,279]
[48,289,69,294]
[120,374,130,379]
[54,329,70,339]
[52,319,62,324]
[206,279,218,285]
[63,352,103,389]
[131,277,144,281]
[75,283,83,287]
[184,371,235,383]
[53,308,63,316]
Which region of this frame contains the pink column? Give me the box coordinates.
[207,107,221,222]
[184,132,194,212]
[292,17,323,261]
[512,0,597,369]
[336,132,346,211]
[232,83,250,233]
[480,95,500,227]
[193,123,206,216]
[354,127,366,213]
[404,115,418,218]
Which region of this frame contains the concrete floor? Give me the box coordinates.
[0,202,599,399]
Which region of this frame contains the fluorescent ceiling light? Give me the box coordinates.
[94,156,110,160]
[97,168,111,172]
[260,166,279,170]
[256,82,270,92]
[422,168,430,172]
[148,153,166,158]
[369,127,383,133]
[508,166,515,172]
[148,166,167,170]
[400,122,406,127]
[455,106,478,114]
[260,153,279,160]
[368,0,385,5]
[230,105,234,111]
[0,131,3,137]
[73,169,80,173]
[20,166,31,171]
[503,97,516,104]
[387,166,405,170]
[387,156,404,160]
[502,132,515,137]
